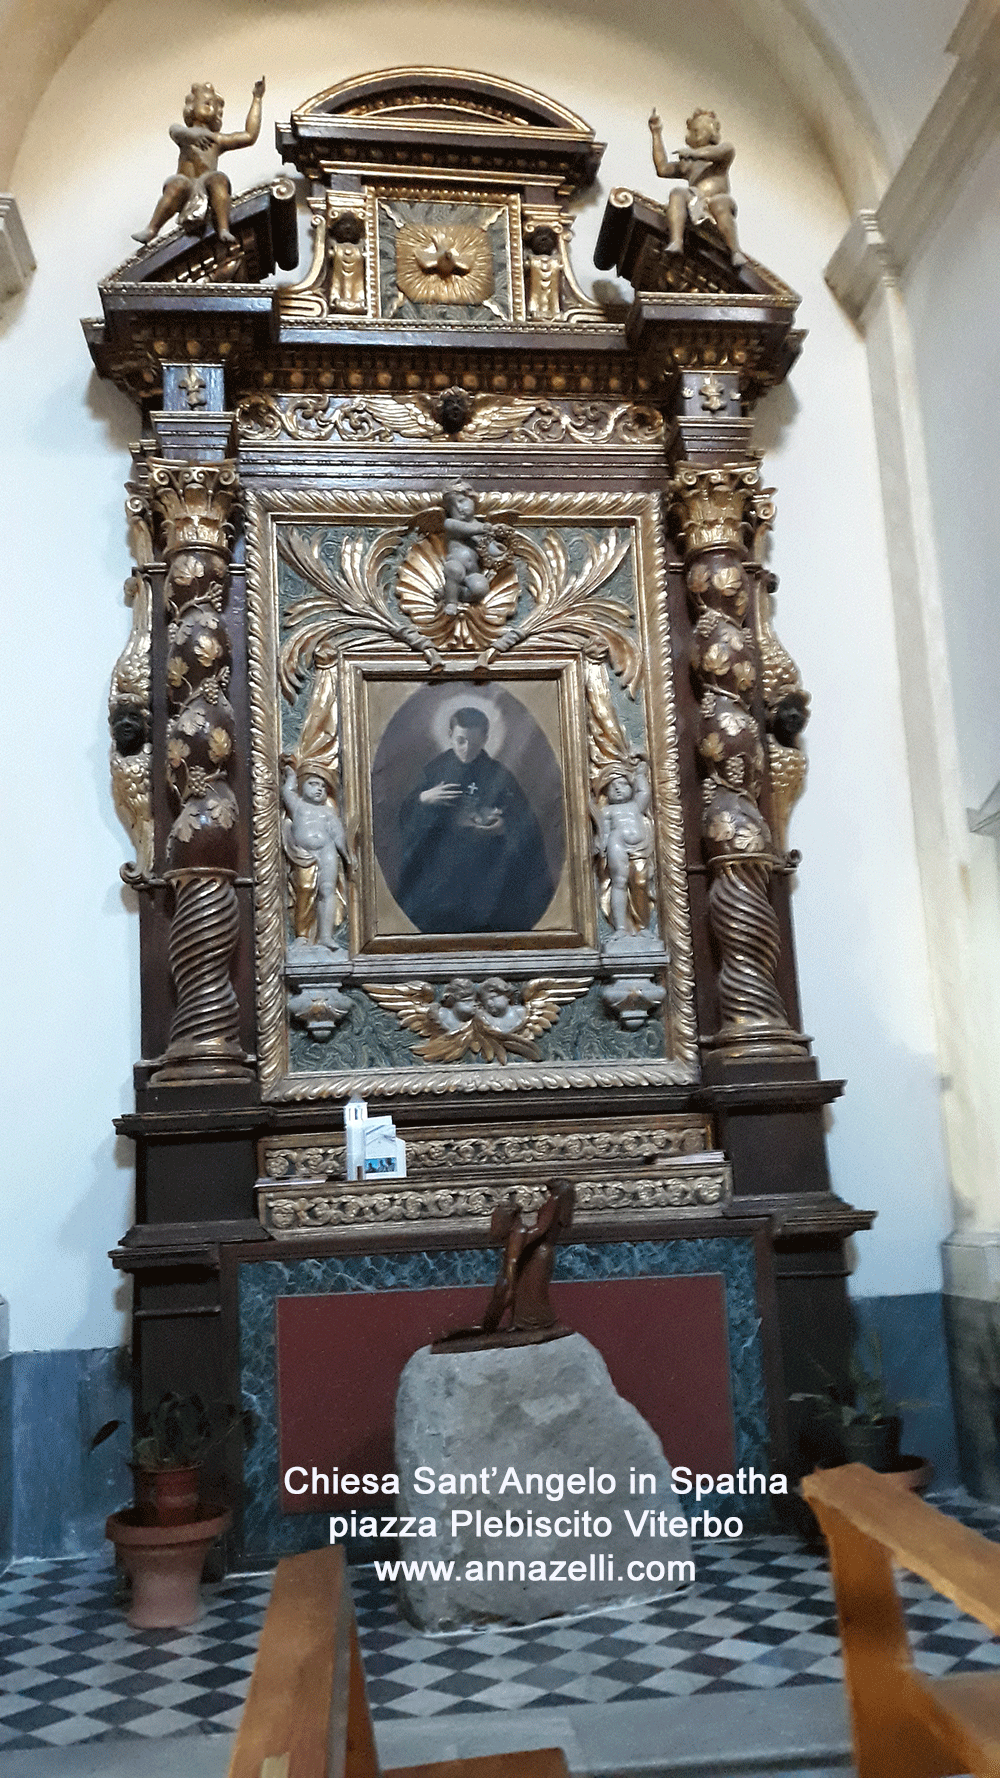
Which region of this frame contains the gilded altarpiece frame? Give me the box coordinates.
[88,69,880,1535]
[246,488,697,1101]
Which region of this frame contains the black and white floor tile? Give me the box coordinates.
[1,1489,998,1751]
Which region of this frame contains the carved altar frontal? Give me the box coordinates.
[91,69,873,1548]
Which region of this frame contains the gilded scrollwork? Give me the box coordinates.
[362,976,591,1064]
[259,1117,713,1180]
[478,527,635,678]
[257,1162,730,1235]
[236,391,663,449]
[277,490,636,677]
[278,525,443,672]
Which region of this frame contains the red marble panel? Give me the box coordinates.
[276,1275,734,1512]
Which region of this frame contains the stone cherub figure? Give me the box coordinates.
[647,106,745,268]
[433,1182,576,1350]
[591,757,655,937]
[133,76,265,246]
[281,761,351,950]
[440,483,508,616]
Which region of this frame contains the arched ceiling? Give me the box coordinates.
[0,0,961,210]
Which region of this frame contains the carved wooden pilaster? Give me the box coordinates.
[147,460,251,1083]
[670,462,808,1062]
[108,469,155,886]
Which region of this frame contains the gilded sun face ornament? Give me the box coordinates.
[395,223,494,306]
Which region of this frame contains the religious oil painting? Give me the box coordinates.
[344,662,596,953]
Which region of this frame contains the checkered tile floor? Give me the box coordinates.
[2,1490,999,1750]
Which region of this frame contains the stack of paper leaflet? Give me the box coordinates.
[343,1096,407,1180]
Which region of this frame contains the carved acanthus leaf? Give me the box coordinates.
[278,527,443,684]
[482,529,637,685]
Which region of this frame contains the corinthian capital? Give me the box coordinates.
[147,460,238,555]
[669,462,761,558]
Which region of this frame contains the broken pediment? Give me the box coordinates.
[102,180,300,289]
[596,187,799,305]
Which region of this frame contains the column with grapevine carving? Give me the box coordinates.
[670,463,808,1062]
[147,460,252,1083]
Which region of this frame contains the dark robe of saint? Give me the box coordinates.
[396,713,555,934]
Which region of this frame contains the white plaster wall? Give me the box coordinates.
[789,0,961,168]
[0,0,952,1347]
[903,130,1000,1231]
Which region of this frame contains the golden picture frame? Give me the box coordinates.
[340,654,596,954]
[244,486,698,1100]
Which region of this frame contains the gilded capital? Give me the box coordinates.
[147,459,238,555]
[669,462,761,559]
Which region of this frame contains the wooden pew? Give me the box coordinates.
[227,1546,571,1778]
[802,1464,1000,1778]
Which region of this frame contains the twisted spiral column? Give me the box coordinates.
[670,463,807,1060]
[147,460,252,1083]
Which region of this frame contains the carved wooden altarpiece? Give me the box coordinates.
[88,69,872,1555]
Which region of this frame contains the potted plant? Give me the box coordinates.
[92,1392,247,1627]
[792,1332,930,1482]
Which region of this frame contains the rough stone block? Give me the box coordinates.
[395,1333,691,1628]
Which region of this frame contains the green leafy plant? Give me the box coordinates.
[91,1392,251,1472]
[791,1331,925,1428]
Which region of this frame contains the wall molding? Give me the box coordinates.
[828,0,1000,309]
[0,196,34,300]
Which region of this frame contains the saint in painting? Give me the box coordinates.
[371,686,565,937]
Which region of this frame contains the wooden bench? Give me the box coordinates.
[802,1464,1000,1778]
[227,1546,571,1778]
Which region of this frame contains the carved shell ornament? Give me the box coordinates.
[395,530,520,650]
[278,493,637,674]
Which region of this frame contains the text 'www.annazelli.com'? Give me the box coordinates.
[370,1555,695,1585]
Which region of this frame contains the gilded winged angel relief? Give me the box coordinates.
[362,976,590,1064]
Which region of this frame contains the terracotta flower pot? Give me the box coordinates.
[884,1453,935,1493]
[134,1463,201,1526]
[106,1507,232,1628]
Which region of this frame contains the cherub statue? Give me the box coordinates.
[523,225,562,319]
[133,76,265,246]
[435,977,481,1033]
[327,213,366,312]
[441,484,508,615]
[591,757,656,936]
[281,761,351,950]
[647,105,745,267]
[476,977,529,1036]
